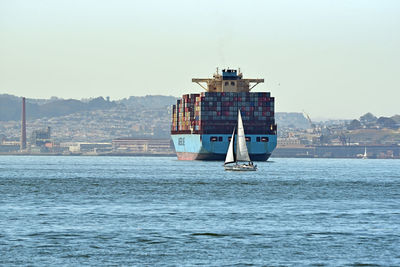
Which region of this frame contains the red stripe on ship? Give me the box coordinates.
[176,152,271,161]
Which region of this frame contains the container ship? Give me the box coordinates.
[171,68,277,161]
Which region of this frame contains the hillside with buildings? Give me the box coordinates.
[0,95,176,142]
[275,112,400,159]
[0,95,177,155]
[1,94,399,158]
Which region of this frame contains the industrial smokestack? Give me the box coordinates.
[20,97,26,150]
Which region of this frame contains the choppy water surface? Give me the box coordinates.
[0,156,399,266]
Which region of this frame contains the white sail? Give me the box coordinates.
[363,147,367,159]
[236,110,251,162]
[225,128,235,164]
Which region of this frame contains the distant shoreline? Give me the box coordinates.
[1,144,400,159]
[1,153,399,159]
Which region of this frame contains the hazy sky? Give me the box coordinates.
[1,0,399,119]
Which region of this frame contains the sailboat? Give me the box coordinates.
[362,147,368,159]
[224,110,257,171]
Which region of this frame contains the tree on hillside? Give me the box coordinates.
[360,113,377,124]
[377,117,398,129]
[391,115,400,123]
[347,119,362,130]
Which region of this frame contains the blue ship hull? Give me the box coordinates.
[171,134,277,161]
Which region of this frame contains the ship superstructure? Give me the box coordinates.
[171,69,277,161]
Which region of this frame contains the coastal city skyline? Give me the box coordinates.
[1,0,399,119]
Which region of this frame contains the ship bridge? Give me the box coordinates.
[192,68,264,93]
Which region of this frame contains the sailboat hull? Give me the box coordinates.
[224,164,257,171]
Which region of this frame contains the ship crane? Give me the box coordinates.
[303,110,318,134]
[303,110,324,134]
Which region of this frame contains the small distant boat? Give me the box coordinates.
[224,110,257,171]
[362,147,368,159]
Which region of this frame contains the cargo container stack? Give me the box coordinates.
[172,92,277,135]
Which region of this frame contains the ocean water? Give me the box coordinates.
[0,156,399,266]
